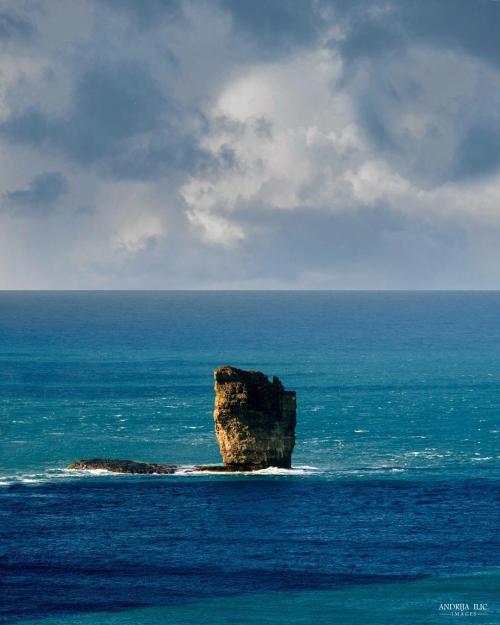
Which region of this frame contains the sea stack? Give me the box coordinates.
[69,367,296,474]
[212,365,296,470]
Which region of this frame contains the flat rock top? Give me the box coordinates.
[215,363,295,401]
[215,365,279,385]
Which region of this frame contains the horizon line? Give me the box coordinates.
[1,289,500,293]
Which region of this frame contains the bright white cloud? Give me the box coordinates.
[181,44,500,253]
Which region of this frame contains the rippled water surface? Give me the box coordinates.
[1,291,499,624]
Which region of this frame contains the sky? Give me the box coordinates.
[1,0,500,289]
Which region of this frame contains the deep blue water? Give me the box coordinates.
[0,292,499,624]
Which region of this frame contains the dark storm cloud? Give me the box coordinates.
[104,0,326,57]
[335,7,403,60]
[2,172,67,215]
[0,64,209,180]
[176,204,467,288]
[98,0,183,27]
[402,0,500,68]
[351,56,500,185]
[216,0,500,66]
[329,0,500,184]
[452,125,500,180]
[235,205,465,281]
[334,0,500,66]
[219,0,325,57]
[0,9,35,42]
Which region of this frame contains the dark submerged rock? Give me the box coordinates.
[213,365,296,469]
[68,459,176,474]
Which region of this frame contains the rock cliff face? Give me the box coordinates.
[212,365,296,469]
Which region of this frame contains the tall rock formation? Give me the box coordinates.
[212,365,296,469]
[68,367,297,475]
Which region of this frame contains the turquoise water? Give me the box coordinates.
[1,292,499,624]
[14,574,500,625]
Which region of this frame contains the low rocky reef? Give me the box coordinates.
[69,366,296,475]
[68,459,176,474]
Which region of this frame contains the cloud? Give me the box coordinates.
[179,49,353,243]
[453,125,500,180]
[178,39,500,288]
[0,63,209,180]
[231,204,469,288]
[98,0,183,27]
[349,47,500,185]
[219,0,326,58]
[0,0,500,288]
[2,172,67,215]
[335,0,500,68]
[0,8,35,42]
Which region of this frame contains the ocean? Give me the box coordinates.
[0,291,498,624]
